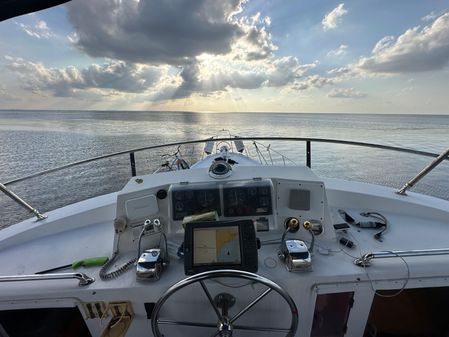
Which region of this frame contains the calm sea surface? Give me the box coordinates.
[1,110,448,228]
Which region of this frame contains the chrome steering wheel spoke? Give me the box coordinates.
[199,280,225,323]
[157,319,217,329]
[230,287,272,324]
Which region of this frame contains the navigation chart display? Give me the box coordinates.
[193,226,241,265]
[184,220,258,275]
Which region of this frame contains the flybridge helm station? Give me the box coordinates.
[107,151,332,282]
[2,137,449,337]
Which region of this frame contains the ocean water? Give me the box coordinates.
[1,110,448,228]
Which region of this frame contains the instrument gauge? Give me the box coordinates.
[260,196,269,207]
[237,190,247,203]
[185,190,194,200]
[175,201,184,212]
[248,187,257,196]
[223,184,272,217]
[197,190,216,207]
[174,191,184,201]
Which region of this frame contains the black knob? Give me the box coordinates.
[156,189,167,199]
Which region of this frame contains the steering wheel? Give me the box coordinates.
[151,269,298,337]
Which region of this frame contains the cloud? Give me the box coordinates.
[421,11,441,22]
[168,56,316,100]
[38,0,309,102]
[14,20,54,39]
[265,57,316,86]
[322,4,348,31]
[291,75,334,91]
[5,53,322,102]
[66,0,274,65]
[327,44,348,57]
[0,85,15,100]
[236,14,278,61]
[357,12,449,73]
[328,88,366,98]
[327,66,351,76]
[5,57,164,96]
[170,62,202,99]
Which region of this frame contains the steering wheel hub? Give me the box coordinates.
[218,320,233,336]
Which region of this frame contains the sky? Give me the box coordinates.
[0,0,448,113]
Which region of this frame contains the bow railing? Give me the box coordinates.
[1,137,448,222]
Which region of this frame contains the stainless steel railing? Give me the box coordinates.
[0,272,95,286]
[354,248,449,267]
[0,182,47,221]
[3,137,445,186]
[397,147,449,195]
[1,137,448,221]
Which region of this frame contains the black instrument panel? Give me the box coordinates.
[172,188,221,220]
[171,183,273,221]
[223,185,272,217]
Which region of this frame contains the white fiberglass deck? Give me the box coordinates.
[1,163,449,337]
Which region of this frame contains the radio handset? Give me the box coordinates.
[99,216,137,280]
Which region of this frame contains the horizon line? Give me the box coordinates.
[1,109,448,116]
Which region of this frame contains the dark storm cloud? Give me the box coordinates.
[171,62,201,99]
[66,0,259,65]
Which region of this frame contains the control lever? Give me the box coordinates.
[278,220,312,272]
[278,240,312,272]
[136,218,168,280]
[136,249,166,280]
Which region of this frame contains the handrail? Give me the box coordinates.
[397,147,449,195]
[1,137,447,222]
[354,248,449,267]
[0,272,95,286]
[0,182,47,221]
[3,137,444,186]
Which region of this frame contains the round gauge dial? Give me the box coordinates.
[248,187,257,196]
[237,190,247,203]
[174,191,184,201]
[175,201,184,212]
[260,196,270,207]
[197,190,216,207]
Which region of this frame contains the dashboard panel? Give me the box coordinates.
[170,181,273,221]
[223,185,272,217]
[172,188,221,221]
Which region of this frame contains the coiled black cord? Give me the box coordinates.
[99,252,137,281]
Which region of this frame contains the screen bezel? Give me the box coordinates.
[184,220,258,275]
